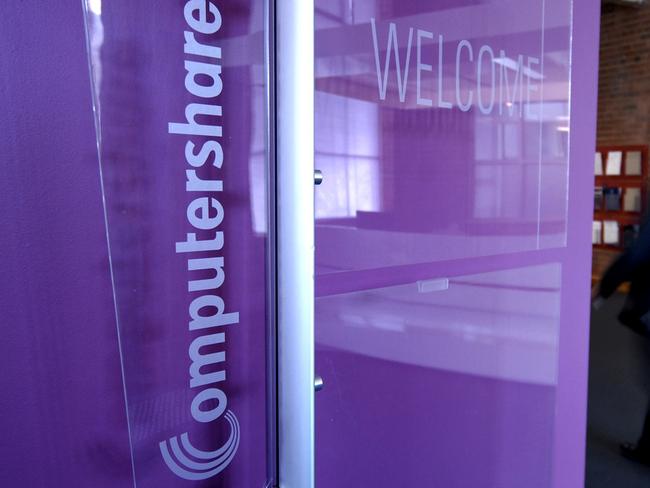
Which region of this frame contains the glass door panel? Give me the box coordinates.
[82,1,272,486]
[313,1,592,486]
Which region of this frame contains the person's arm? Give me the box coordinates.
[598,217,650,299]
[599,253,632,299]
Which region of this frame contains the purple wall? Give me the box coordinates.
[0,2,132,486]
[1,1,269,487]
[552,0,601,486]
[82,1,270,486]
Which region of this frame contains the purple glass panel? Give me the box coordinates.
[2,1,269,486]
[81,1,270,486]
[0,2,132,487]
[314,1,598,486]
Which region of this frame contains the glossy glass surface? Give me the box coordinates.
[83,1,270,486]
[2,1,270,485]
[0,2,132,487]
[314,1,593,486]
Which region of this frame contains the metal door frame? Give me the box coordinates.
[273,0,315,487]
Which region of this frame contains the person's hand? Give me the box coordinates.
[592,296,605,310]
[591,284,605,310]
[591,283,600,300]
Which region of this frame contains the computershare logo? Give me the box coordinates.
[161,0,240,481]
[160,411,240,480]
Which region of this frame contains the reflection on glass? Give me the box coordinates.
[316,265,560,486]
[82,1,270,486]
[315,0,572,275]
[314,1,572,486]
[317,264,560,385]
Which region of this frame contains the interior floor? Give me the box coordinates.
[586,293,650,487]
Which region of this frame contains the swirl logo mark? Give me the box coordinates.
[160,410,240,480]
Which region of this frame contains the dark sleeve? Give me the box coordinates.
[599,253,632,299]
[627,219,650,267]
[600,219,650,298]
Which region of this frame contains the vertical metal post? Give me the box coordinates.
[264,0,278,486]
[275,0,315,487]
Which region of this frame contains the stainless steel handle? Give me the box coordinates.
[314,375,324,392]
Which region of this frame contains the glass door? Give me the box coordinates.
[312,1,598,486]
[81,1,273,486]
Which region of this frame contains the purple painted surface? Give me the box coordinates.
[1,1,269,487]
[84,1,269,486]
[314,1,598,486]
[0,2,132,487]
[551,1,601,486]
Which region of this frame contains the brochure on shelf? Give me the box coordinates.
[606,151,622,175]
[603,220,620,245]
[624,187,642,212]
[604,187,621,211]
[595,152,603,175]
[592,221,602,244]
[626,151,642,176]
[594,186,603,210]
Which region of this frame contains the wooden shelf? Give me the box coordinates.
[593,145,647,250]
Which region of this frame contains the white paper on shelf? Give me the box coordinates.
[595,152,603,175]
[624,187,642,212]
[606,151,622,175]
[626,151,642,176]
[603,220,620,245]
[592,221,602,244]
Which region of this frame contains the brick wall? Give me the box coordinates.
[598,4,650,145]
[594,4,650,279]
